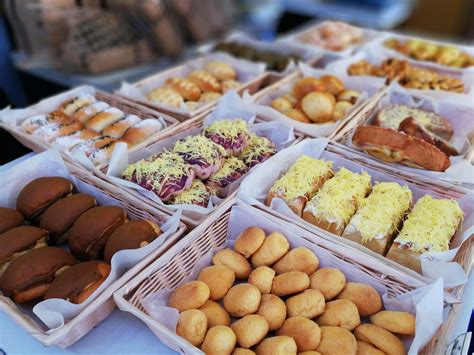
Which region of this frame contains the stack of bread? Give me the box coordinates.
[0,176,162,304]
[267,155,464,273]
[166,227,415,355]
[20,94,164,164]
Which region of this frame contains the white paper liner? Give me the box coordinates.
[251,62,383,137]
[0,149,181,330]
[116,52,266,115]
[346,85,474,185]
[139,204,443,355]
[237,138,474,286]
[106,92,295,222]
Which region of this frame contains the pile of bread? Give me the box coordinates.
[166,227,415,355]
[298,21,364,52]
[20,94,163,164]
[270,75,361,124]
[146,61,242,111]
[0,176,161,304]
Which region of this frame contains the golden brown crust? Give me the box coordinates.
[310,268,346,301]
[168,281,210,312]
[302,211,345,235]
[341,227,392,255]
[198,265,235,301]
[199,300,231,327]
[165,77,201,101]
[231,314,269,348]
[271,271,310,297]
[188,70,221,93]
[336,283,382,317]
[316,326,357,355]
[234,227,266,258]
[257,294,287,331]
[273,247,319,275]
[386,242,422,273]
[212,248,252,279]
[277,316,321,352]
[250,232,290,268]
[0,208,24,234]
[354,324,406,355]
[370,311,416,335]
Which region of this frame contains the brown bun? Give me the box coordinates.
[231,314,269,348]
[121,119,163,147]
[59,94,96,116]
[316,299,360,330]
[277,316,321,352]
[316,326,357,355]
[356,340,385,355]
[16,177,73,220]
[298,352,321,355]
[0,208,24,234]
[212,248,252,279]
[337,89,361,104]
[354,324,406,355]
[102,114,141,138]
[256,336,297,355]
[273,247,319,275]
[320,75,345,95]
[248,266,275,294]
[271,97,293,112]
[310,268,346,300]
[104,220,161,263]
[198,265,236,301]
[286,289,325,318]
[250,232,290,268]
[369,310,416,335]
[188,70,221,93]
[292,77,326,100]
[205,61,237,81]
[271,271,310,297]
[234,227,266,258]
[165,77,202,101]
[336,283,382,317]
[85,107,125,132]
[68,206,127,260]
[233,348,256,355]
[224,283,261,317]
[301,92,336,123]
[255,294,285,331]
[168,281,210,312]
[176,309,208,347]
[39,193,97,244]
[283,109,312,123]
[44,260,110,304]
[0,247,76,302]
[199,300,231,327]
[201,325,236,355]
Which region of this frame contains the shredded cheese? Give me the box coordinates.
[168,179,210,205]
[239,133,276,166]
[206,157,247,184]
[203,119,249,139]
[173,135,227,164]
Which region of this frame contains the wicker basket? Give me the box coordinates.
[113,200,458,355]
[0,160,187,348]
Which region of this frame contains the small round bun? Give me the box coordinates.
[231,314,269,348]
[212,248,252,279]
[273,247,319,275]
[201,325,236,355]
[310,268,346,300]
[354,324,406,355]
[316,299,360,330]
[198,265,235,300]
[370,310,416,335]
[224,283,261,317]
[292,77,326,100]
[320,75,345,95]
[277,316,321,352]
[176,309,208,346]
[316,326,357,355]
[356,340,385,355]
[251,232,289,267]
[233,348,256,355]
[168,281,210,312]
[336,283,382,317]
[199,300,231,327]
[301,92,335,123]
[271,271,310,297]
[0,208,24,234]
[248,266,275,294]
[256,336,297,355]
[234,227,265,258]
[298,352,321,355]
[257,294,287,331]
[286,289,325,318]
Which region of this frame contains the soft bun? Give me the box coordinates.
[198,265,235,301]
[248,266,275,294]
[176,309,208,346]
[370,310,416,335]
[336,283,382,317]
[354,324,406,355]
[310,268,346,300]
[231,314,269,348]
[0,208,24,234]
[201,325,236,355]
[168,281,210,312]
[233,348,256,355]
[316,299,360,330]
[286,289,325,318]
[256,336,297,355]
[121,119,163,147]
[234,227,265,258]
[212,248,252,279]
[251,232,290,267]
[199,300,231,327]
[273,247,319,275]
[257,294,287,331]
[85,107,124,132]
[356,340,385,355]
[316,326,357,355]
[102,114,140,138]
[224,283,261,317]
[271,271,310,296]
[277,316,321,352]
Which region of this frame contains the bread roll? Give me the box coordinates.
[356,340,385,355]
[298,352,321,355]
[69,136,117,157]
[205,61,237,81]
[354,324,406,355]
[198,265,235,301]
[74,101,110,123]
[301,92,336,123]
[256,336,297,355]
[310,268,346,300]
[199,300,231,327]
[212,248,252,279]
[201,325,236,355]
[273,247,319,275]
[198,92,222,103]
[271,271,310,297]
[233,348,255,355]
[165,77,201,101]
[122,119,163,147]
[250,232,289,267]
[0,208,24,234]
[86,107,125,132]
[231,314,269,348]
[53,129,100,148]
[224,283,261,317]
[292,77,326,100]
[277,316,321,352]
[88,140,122,165]
[286,289,325,318]
[147,87,184,108]
[369,311,415,335]
[21,111,73,134]
[33,121,84,142]
[59,94,96,116]
[336,283,382,317]
[234,227,265,258]
[332,101,353,121]
[168,281,210,312]
[248,266,275,294]
[337,89,361,104]
[176,309,208,346]
[316,299,360,330]
[188,70,221,92]
[102,114,141,138]
[271,97,293,112]
[257,294,286,331]
[320,75,345,95]
[283,109,312,123]
[316,326,357,355]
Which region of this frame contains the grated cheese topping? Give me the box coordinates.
[206,157,247,184]
[173,135,226,165]
[168,179,210,205]
[203,119,249,139]
[239,133,276,167]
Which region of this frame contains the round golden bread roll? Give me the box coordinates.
[248,266,275,294]
[231,314,269,348]
[370,310,416,335]
[301,92,336,123]
[199,300,231,327]
[176,309,208,346]
[283,109,312,123]
[234,227,266,258]
[233,348,256,355]
[337,89,361,104]
[310,268,346,300]
[212,248,252,279]
[332,101,353,121]
[256,336,297,355]
[271,97,293,113]
[356,340,385,355]
[292,77,326,100]
[273,247,319,275]
[336,283,382,317]
[316,299,360,330]
[286,289,325,318]
[168,281,210,312]
[198,265,235,300]
[201,325,236,355]
[271,271,310,296]
[250,232,289,267]
[277,316,321,352]
[320,75,345,95]
[316,326,357,355]
[257,294,287,331]
[224,283,261,317]
[354,324,406,355]
[298,352,321,355]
